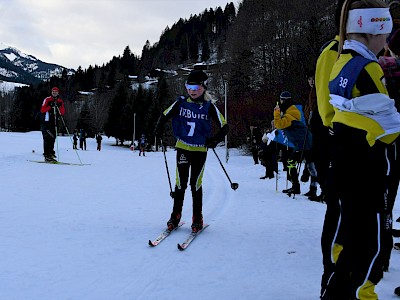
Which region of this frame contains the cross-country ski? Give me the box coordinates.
[148,221,185,247]
[177,224,209,250]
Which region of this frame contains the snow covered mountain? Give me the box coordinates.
[0,42,74,85]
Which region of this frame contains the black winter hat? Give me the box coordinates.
[280,91,291,100]
[186,70,208,85]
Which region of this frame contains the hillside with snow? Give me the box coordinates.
[0,42,74,85]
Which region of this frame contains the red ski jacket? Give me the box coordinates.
[40,96,65,115]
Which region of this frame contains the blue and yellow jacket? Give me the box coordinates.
[329,50,400,146]
[157,95,228,152]
[274,99,312,151]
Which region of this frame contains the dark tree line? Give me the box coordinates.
[2,0,336,148]
[222,0,335,145]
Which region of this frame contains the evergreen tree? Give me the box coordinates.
[104,81,129,144]
[77,101,96,137]
[10,86,38,132]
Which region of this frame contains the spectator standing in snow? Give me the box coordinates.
[301,71,321,201]
[258,131,278,180]
[154,70,228,233]
[273,91,312,196]
[79,129,87,150]
[96,133,102,151]
[73,131,78,150]
[324,1,400,299]
[378,2,400,293]
[40,87,65,162]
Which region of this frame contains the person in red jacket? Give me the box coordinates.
[40,87,65,162]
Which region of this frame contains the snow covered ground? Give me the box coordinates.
[0,131,399,300]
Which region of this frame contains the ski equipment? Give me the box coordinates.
[28,160,90,166]
[212,148,239,190]
[177,224,209,250]
[161,137,175,199]
[148,221,185,247]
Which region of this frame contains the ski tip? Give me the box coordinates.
[148,240,157,247]
[177,243,185,251]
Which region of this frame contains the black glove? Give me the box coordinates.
[205,137,219,148]
[49,101,56,108]
[56,101,62,107]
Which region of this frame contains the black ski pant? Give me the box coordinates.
[260,141,278,178]
[172,149,207,222]
[310,112,329,195]
[380,138,400,270]
[320,128,343,297]
[327,124,388,300]
[41,122,56,156]
[285,149,300,185]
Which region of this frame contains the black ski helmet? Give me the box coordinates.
[280,91,291,100]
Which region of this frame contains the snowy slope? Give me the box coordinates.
[0,132,399,300]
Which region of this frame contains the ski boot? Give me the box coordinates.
[395,286,400,296]
[44,154,57,162]
[304,186,318,200]
[300,171,310,183]
[283,184,300,196]
[394,242,400,250]
[191,215,203,233]
[167,212,181,231]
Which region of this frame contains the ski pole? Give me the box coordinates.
[212,148,239,190]
[296,125,310,176]
[275,139,279,192]
[54,106,59,159]
[56,106,83,165]
[161,137,175,199]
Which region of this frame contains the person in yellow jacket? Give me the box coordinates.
[273,91,312,195]
[315,0,346,298]
[325,1,400,299]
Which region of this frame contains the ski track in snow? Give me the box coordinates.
[0,132,399,300]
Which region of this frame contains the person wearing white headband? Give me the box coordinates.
[347,8,393,35]
[322,1,400,300]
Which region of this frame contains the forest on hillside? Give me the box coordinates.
[0,0,336,147]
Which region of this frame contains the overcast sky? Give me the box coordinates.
[0,0,237,70]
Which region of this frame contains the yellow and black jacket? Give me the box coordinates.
[329,50,400,146]
[316,36,339,128]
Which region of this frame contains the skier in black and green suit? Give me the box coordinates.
[154,70,228,233]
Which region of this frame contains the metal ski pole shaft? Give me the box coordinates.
[161,137,175,199]
[275,140,278,192]
[296,126,310,178]
[56,106,83,164]
[54,106,59,159]
[212,148,239,190]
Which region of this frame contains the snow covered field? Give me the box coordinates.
[0,131,399,300]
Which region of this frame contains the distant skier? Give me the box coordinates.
[139,134,146,156]
[40,87,65,162]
